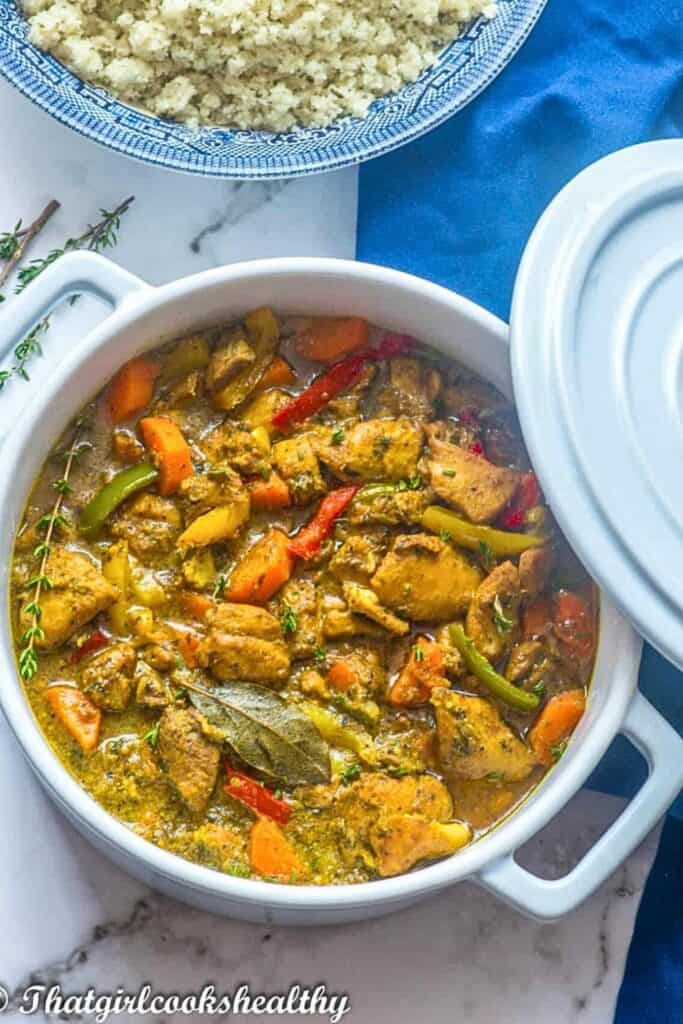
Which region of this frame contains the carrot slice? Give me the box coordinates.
[256,357,296,391]
[109,356,160,423]
[178,591,214,621]
[295,318,369,364]
[529,689,586,767]
[46,685,101,753]
[249,817,303,879]
[139,416,194,496]
[389,639,446,706]
[248,471,292,510]
[173,626,203,668]
[226,529,294,605]
[327,660,359,693]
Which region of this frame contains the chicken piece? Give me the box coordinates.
[434,624,467,678]
[370,815,471,877]
[272,435,326,505]
[157,706,221,813]
[180,823,245,872]
[177,467,247,523]
[81,642,136,711]
[371,533,481,622]
[519,546,553,598]
[347,487,428,527]
[167,370,203,405]
[205,331,255,394]
[431,688,536,782]
[112,429,144,465]
[375,357,441,421]
[200,602,290,686]
[465,561,520,662]
[316,418,423,483]
[135,660,172,708]
[200,422,270,477]
[328,534,384,583]
[506,640,545,683]
[426,423,520,524]
[279,578,322,659]
[441,377,506,418]
[19,548,118,649]
[342,581,410,636]
[240,389,290,437]
[328,647,385,699]
[322,607,387,641]
[111,493,182,559]
[347,772,453,823]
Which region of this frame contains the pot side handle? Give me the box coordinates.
[477,691,683,920]
[0,250,149,365]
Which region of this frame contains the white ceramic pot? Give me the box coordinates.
[0,253,681,925]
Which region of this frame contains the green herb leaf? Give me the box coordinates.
[212,574,227,599]
[412,643,425,663]
[331,427,345,446]
[280,604,298,637]
[492,594,515,636]
[186,679,330,786]
[531,680,546,699]
[339,762,362,785]
[442,469,456,478]
[143,720,161,749]
[478,540,495,572]
[551,738,568,763]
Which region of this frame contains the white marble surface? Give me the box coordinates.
[0,78,661,1024]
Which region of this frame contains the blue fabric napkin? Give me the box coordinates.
[357,1,683,1017]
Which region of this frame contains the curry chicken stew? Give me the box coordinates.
[11,311,597,884]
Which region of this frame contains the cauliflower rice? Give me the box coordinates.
[22,0,497,132]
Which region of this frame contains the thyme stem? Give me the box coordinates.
[19,423,83,680]
[0,199,60,295]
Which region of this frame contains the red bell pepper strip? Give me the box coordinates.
[288,485,360,561]
[225,769,292,825]
[271,334,414,432]
[71,629,108,663]
[500,470,541,529]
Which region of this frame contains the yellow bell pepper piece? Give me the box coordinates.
[101,540,130,635]
[178,496,250,548]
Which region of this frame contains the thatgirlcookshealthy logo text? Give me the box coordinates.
[0,982,351,1022]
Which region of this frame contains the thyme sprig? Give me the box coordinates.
[0,199,60,297]
[16,196,134,294]
[18,423,84,681]
[0,196,135,391]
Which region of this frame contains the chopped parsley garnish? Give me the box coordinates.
[142,720,161,749]
[492,594,514,636]
[442,469,456,478]
[258,466,271,481]
[551,739,568,763]
[331,427,345,446]
[412,643,425,663]
[397,474,422,491]
[226,863,251,878]
[339,763,362,785]
[212,574,227,599]
[386,765,411,778]
[485,771,504,783]
[312,645,328,667]
[439,530,452,543]
[531,680,546,699]
[280,604,298,636]
[478,540,495,571]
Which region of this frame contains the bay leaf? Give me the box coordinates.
[186,679,330,786]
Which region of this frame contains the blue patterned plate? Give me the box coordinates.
[0,0,546,179]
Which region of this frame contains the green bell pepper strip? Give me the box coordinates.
[422,505,546,556]
[448,623,540,713]
[355,482,400,501]
[79,463,159,539]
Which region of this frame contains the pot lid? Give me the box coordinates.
[511,140,683,671]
